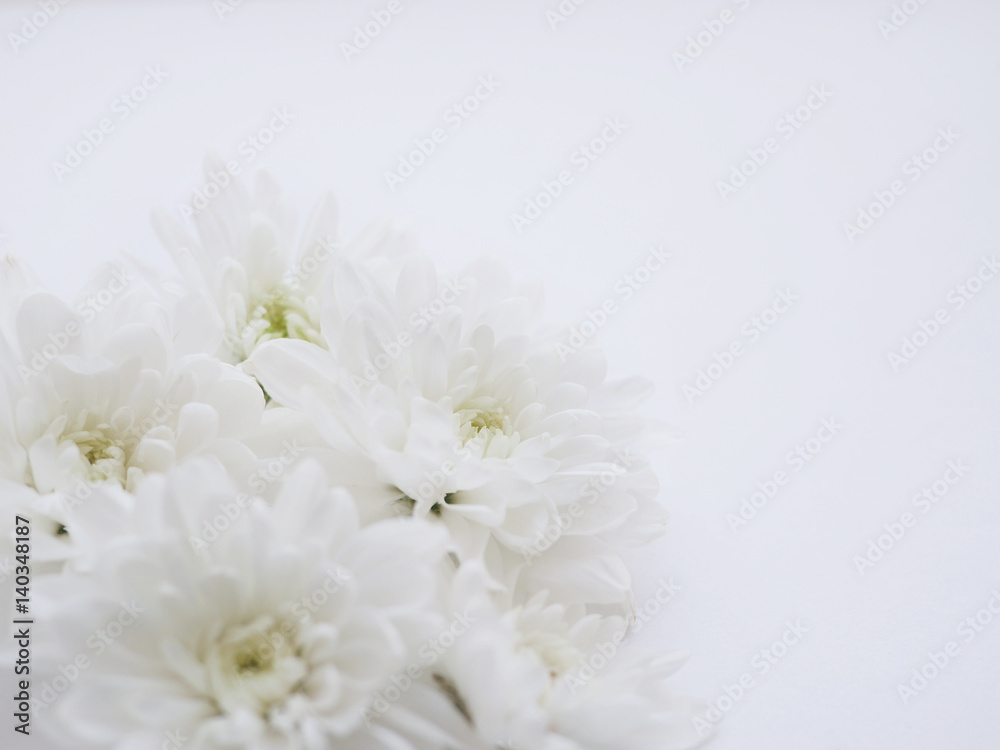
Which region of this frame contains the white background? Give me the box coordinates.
[2,1,999,748]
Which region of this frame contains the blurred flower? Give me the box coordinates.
[0,255,263,567]
[34,459,450,749]
[148,156,415,366]
[386,563,705,750]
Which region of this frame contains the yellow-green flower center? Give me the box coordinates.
[235,285,324,362]
[205,616,307,714]
[59,413,133,487]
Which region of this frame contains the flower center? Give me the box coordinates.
[240,286,323,360]
[205,616,307,715]
[517,629,582,680]
[456,396,519,457]
[61,415,131,487]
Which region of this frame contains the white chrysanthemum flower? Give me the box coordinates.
[149,156,415,365]
[149,156,335,364]
[381,564,705,750]
[32,458,450,750]
[248,253,668,606]
[4,168,700,750]
[0,256,263,566]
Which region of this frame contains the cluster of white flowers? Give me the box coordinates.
[1,161,706,750]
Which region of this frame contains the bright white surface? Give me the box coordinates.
[2,1,999,748]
